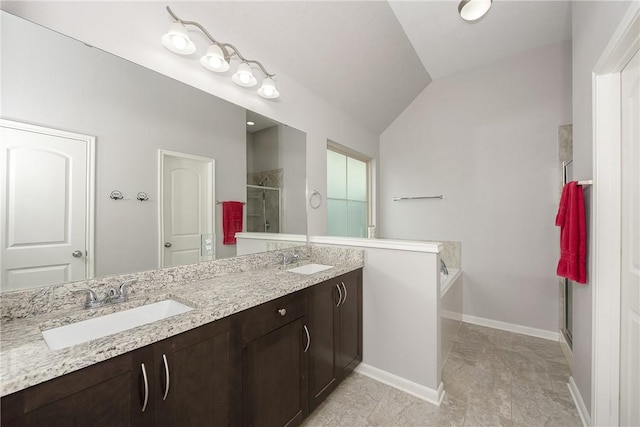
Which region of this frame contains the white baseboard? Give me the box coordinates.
[558,330,573,365]
[568,376,591,427]
[354,363,444,406]
[461,314,560,341]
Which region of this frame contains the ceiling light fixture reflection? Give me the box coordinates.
[161,6,279,99]
[458,0,492,21]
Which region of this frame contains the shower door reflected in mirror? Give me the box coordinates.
[246,185,281,233]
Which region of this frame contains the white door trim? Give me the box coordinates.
[591,4,640,426]
[158,149,215,267]
[0,118,96,280]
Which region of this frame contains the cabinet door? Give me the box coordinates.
[243,316,309,427]
[154,319,230,427]
[4,349,153,427]
[338,270,362,374]
[308,279,340,411]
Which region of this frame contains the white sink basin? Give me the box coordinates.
[287,263,333,275]
[41,299,193,350]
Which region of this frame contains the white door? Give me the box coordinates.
[160,151,214,268]
[620,49,639,427]
[0,120,94,292]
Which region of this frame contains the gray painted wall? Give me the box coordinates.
[571,0,633,415]
[380,42,572,332]
[1,12,246,275]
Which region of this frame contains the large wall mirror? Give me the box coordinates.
[0,11,307,293]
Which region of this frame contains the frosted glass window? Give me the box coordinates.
[347,157,367,201]
[327,199,348,236]
[327,150,347,199]
[347,201,367,238]
[327,148,368,237]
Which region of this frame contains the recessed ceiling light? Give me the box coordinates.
[247,121,255,126]
[458,0,492,22]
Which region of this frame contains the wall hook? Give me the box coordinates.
[110,190,124,200]
[136,192,149,201]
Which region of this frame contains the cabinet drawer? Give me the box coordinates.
[241,290,308,343]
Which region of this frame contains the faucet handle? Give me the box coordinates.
[118,279,137,297]
[71,288,100,308]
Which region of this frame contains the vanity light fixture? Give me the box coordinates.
[161,6,279,99]
[458,0,492,21]
[257,77,280,99]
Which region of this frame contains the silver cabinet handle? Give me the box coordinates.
[336,284,343,306]
[303,325,310,353]
[72,250,83,258]
[278,308,287,316]
[341,282,348,303]
[141,363,149,412]
[164,242,172,248]
[162,354,170,401]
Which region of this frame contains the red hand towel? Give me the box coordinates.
[222,201,244,245]
[556,181,587,284]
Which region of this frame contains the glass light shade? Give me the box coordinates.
[232,62,257,88]
[200,44,230,72]
[458,0,492,21]
[257,77,280,99]
[161,22,196,54]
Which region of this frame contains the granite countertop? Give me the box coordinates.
[0,259,363,397]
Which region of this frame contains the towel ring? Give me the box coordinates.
[309,190,323,209]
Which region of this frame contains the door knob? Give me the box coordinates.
[72,250,83,258]
[164,242,172,248]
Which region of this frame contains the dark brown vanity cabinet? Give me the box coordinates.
[0,349,148,427]
[1,268,363,427]
[234,290,310,427]
[152,319,230,427]
[308,269,363,411]
[0,319,231,427]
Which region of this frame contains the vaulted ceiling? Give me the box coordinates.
[1,1,572,134]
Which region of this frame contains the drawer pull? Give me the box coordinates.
[278,308,287,316]
[336,284,343,306]
[141,363,149,412]
[162,354,171,401]
[341,282,348,303]
[303,325,310,353]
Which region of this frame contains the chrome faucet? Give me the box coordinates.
[281,251,300,267]
[440,259,449,276]
[72,279,136,309]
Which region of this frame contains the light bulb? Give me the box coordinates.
[232,62,257,88]
[161,22,196,55]
[258,77,280,99]
[209,56,222,68]
[200,44,230,72]
[172,35,187,50]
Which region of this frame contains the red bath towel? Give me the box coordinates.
[556,181,587,284]
[223,201,244,245]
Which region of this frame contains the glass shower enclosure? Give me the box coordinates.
[246,185,281,233]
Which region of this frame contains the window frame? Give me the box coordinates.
[326,141,372,237]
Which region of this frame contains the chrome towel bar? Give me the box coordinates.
[393,195,443,201]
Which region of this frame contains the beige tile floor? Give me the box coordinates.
[303,322,582,426]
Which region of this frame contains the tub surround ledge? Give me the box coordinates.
[0,246,364,397]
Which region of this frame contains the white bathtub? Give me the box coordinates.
[441,268,461,296]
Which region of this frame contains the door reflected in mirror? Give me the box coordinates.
[0,11,307,293]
